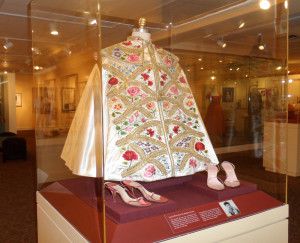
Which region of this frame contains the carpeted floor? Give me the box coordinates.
[0,131,299,242]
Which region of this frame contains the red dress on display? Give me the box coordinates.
[204,96,225,137]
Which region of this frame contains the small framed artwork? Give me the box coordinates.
[222,87,234,103]
[16,93,22,107]
[62,88,76,112]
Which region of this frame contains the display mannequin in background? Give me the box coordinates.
[204,86,225,142]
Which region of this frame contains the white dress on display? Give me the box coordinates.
[61,36,219,181]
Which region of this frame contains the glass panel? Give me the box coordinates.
[101,0,288,242]
[31,1,104,242]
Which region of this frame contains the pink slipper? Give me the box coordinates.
[221,161,240,188]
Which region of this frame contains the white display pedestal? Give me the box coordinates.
[37,192,288,243]
[263,121,300,177]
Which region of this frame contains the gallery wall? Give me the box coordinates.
[15,73,35,131]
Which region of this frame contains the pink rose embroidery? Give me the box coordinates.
[146,102,155,110]
[144,165,156,177]
[179,76,186,83]
[148,81,153,86]
[186,100,194,107]
[163,101,170,110]
[170,86,179,95]
[164,57,172,67]
[189,159,197,168]
[127,54,140,62]
[127,86,140,97]
[129,116,135,123]
[141,117,147,123]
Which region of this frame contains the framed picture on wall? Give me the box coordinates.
[222,87,234,103]
[61,88,76,112]
[16,93,22,107]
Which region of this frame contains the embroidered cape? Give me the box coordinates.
[62,36,219,181]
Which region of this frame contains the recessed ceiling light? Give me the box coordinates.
[219,60,223,63]
[33,66,43,70]
[187,68,191,72]
[281,80,285,84]
[245,74,248,77]
[210,76,216,80]
[236,67,240,71]
[257,33,266,50]
[238,20,245,29]
[51,30,59,36]
[4,71,7,74]
[259,0,271,10]
[200,67,204,70]
[288,79,293,83]
[276,66,282,70]
[83,11,90,14]
[88,19,97,26]
[229,68,233,71]
[287,94,292,98]
[284,0,288,9]
[198,58,202,61]
[288,70,290,74]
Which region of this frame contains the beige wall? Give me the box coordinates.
[15,73,35,130]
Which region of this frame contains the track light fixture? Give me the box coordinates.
[217,37,227,48]
[3,39,13,50]
[257,33,266,50]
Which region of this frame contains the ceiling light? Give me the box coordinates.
[259,0,271,10]
[88,19,97,26]
[229,68,233,71]
[236,67,240,71]
[83,11,90,14]
[187,68,191,72]
[51,30,59,36]
[3,39,13,50]
[284,0,288,9]
[281,80,285,84]
[288,70,290,74]
[276,66,282,70]
[33,66,43,71]
[288,79,293,83]
[238,20,245,29]
[200,67,204,70]
[210,76,216,80]
[217,38,227,48]
[245,74,248,77]
[198,58,202,61]
[4,71,7,74]
[287,94,292,98]
[219,60,223,63]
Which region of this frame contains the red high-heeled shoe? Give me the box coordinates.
[122,180,168,203]
[104,182,151,207]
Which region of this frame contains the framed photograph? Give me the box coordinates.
[222,87,234,103]
[62,88,76,112]
[219,200,240,217]
[16,93,22,107]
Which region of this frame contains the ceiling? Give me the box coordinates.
[0,0,299,76]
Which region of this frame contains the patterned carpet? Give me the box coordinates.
[0,132,299,242]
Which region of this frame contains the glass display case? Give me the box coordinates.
[32,0,289,242]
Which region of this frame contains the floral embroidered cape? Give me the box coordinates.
[62,36,219,181]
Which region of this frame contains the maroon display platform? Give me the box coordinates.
[40,176,283,243]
